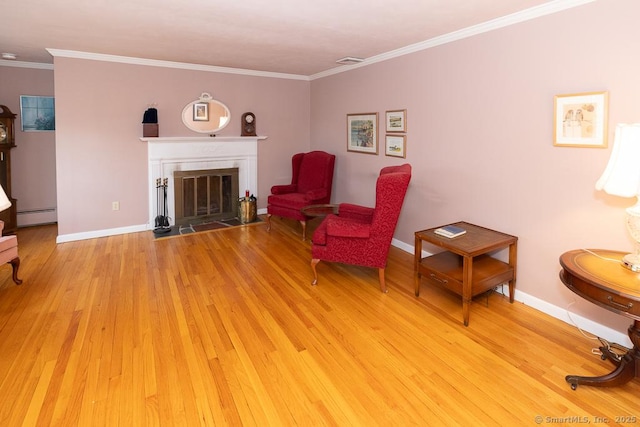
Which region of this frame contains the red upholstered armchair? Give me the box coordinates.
[267,151,336,240]
[310,164,411,293]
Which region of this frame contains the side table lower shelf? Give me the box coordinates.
[417,252,514,299]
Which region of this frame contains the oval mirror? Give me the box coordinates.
[181,92,231,134]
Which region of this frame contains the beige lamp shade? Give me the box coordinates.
[595,123,640,271]
[0,183,10,212]
[595,123,640,197]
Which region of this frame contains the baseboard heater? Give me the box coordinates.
[17,207,57,227]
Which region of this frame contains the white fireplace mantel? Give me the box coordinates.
[140,136,268,143]
[142,135,266,228]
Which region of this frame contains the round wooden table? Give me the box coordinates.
[559,249,640,389]
[293,204,338,241]
[301,204,339,218]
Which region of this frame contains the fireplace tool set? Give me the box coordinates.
[154,178,171,234]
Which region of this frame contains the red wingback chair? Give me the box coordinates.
[310,164,411,293]
[267,151,336,240]
[0,220,21,285]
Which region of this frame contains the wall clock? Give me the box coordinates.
[241,112,256,137]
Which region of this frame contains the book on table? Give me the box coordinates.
[434,224,466,238]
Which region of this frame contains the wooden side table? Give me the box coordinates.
[414,222,518,326]
[559,249,640,389]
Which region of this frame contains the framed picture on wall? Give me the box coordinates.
[20,95,55,131]
[347,113,378,154]
[553,91,608,148]
[385,109,406,133]
[193,102,209,121]
[385,135,406,158]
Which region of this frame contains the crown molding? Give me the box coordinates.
[310,0,596,80]
[45,49,310,81]
[0,59,53,70]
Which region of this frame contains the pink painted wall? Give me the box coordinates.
[53,58,310,236]
[0,66,57,221]
[311,0,639,333]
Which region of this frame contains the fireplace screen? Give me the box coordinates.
[174,168,239,225]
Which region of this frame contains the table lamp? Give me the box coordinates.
[595,123,640,271]
[0,184,11,212]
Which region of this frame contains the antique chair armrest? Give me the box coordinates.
[338,203,374,223]
[270,184,297,195]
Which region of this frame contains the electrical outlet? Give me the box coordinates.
[112,201,120,211]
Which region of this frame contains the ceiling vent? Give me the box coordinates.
[336,56,364,65]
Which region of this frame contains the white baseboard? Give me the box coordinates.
[391,237,632,348]
[17,208,57,227]
[55,210,272,244]
[56,224,149,243]
[508,288,632,348]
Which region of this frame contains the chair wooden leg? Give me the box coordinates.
[311,258,320,285]
[266,214,272,231]
[300,220,307,240]
[378,268,387,293]
[10,257,22,285]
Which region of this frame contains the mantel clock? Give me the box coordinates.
[241,112,256,137]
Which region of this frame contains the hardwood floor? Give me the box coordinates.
[0,217,638,426]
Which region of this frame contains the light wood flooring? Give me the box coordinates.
[0,217,638,426]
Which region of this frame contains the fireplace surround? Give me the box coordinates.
[143,136,265,228]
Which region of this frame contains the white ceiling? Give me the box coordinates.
[3,0,586,77]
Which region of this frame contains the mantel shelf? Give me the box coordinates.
[140,136,268,143]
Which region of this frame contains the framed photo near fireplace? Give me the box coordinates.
[193,102,209,122]
[347,113,378,154]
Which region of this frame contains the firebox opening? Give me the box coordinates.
[174,168,239,226]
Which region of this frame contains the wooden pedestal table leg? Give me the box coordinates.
[300,220,307,241]
[566,320,640,389]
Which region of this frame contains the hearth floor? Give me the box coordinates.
[152,216,262,238]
